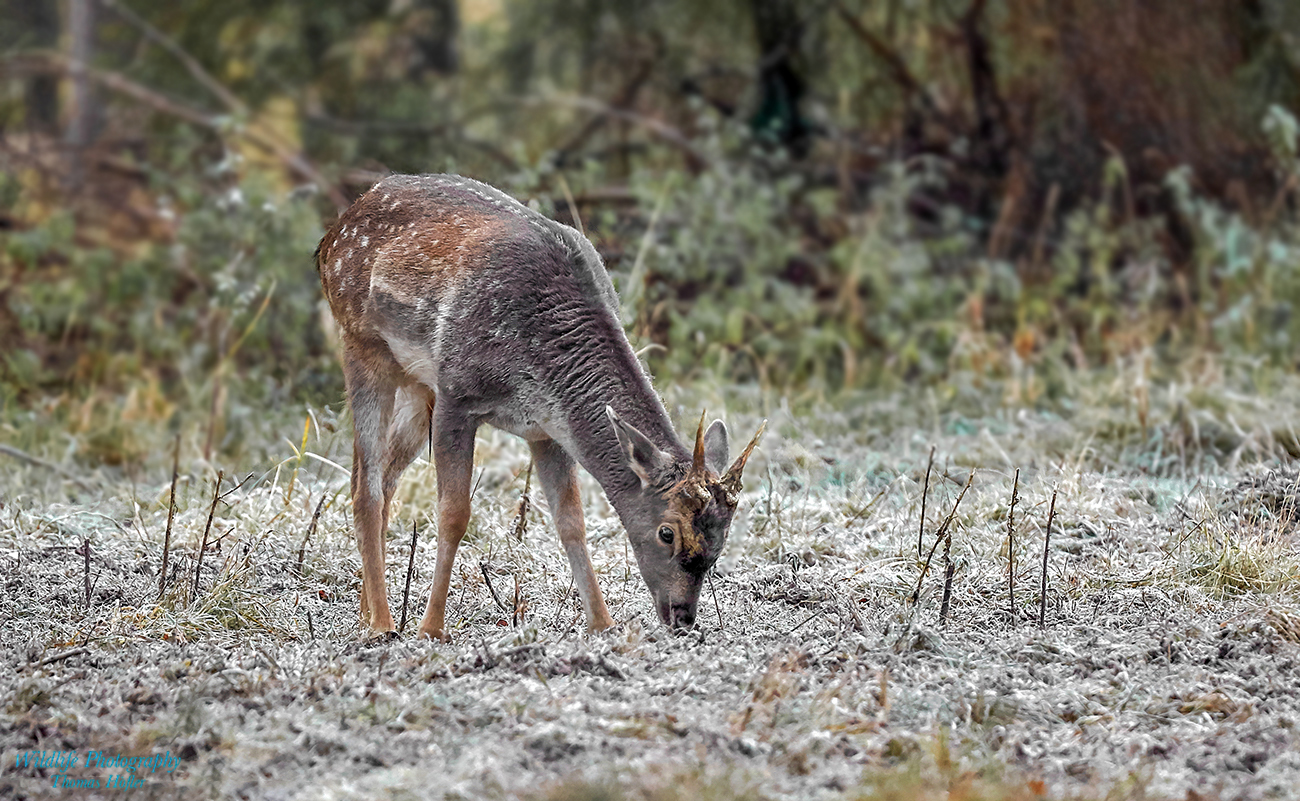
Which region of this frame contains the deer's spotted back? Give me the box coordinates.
[319,176,535,332]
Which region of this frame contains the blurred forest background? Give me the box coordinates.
[2,0,1300,465]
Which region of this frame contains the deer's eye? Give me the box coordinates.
[657,525,674,545]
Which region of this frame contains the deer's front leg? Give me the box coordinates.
[344,350,398,632]
[530,438,615,632]
[417,408,477,642]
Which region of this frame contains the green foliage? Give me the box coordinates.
[0,170,328,408]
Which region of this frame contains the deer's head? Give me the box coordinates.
[605,407,766,630]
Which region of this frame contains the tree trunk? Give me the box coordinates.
[411,0,460,77]
[750,0,810,156]
[0,0,60,132]
[65,0,102,187]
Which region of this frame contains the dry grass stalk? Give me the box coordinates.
[204,283,276,461]
[845,477,896,530]
[1040,488,1057,628]
[296,493,328,577]
[480,560,510,615]
[709,571,724,629]
[939,526,955,627]
[193,469,223,603]
[512,574,526,628]
[878,669,890,720]
[910,468,975,605]
[918,444,935,557]
[400,520,419,633]
[158,434,180,602]
[285,417,310,505]
[1007,467,1020,626]
[81,537,91,609]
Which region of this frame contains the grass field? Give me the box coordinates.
[4,368,1300,800]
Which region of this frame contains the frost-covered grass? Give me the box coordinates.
[3,371,1300,800]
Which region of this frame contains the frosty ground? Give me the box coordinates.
[3,374,1300,800]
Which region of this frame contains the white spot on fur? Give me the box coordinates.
[360,235,369,247]
[431,270,463,368]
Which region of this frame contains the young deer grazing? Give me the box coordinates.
[317,174,765,640]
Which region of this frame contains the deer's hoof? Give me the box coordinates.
[417,627,451,644]
[362,629,401,645]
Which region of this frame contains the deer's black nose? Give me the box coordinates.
[669,605,696,629]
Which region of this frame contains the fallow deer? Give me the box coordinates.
[316,174,764,640]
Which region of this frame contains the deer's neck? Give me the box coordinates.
[544,310,685,517]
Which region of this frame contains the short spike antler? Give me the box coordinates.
[721,419,767,495]
[691,409,707,474]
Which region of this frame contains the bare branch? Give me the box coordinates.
[101,0,247,115]
[6,52,347,209]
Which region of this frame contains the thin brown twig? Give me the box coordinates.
[399,520,419,633]
[910,469,975,605]
[555,174,584,237]
[1040,488,1057,628]
[218,472,256,502]
[1007,468,1020,626]
[845,477,896,530]
[193,470,223,603]
[480,561,510,614]
[29,647,89,669]
[81,538,91,609]
[708,572,724,629]
[512,575,524,628]
[295,493,329,577]
[158,434,180,602]
[918,444,935,557]
[939,525,955,627]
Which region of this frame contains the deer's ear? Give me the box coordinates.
[606,406,673,489]
[704,420,729,474]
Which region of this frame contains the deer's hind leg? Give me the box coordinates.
[416,402,478,642]
[530,438,615,632]
[343,342,400,632]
